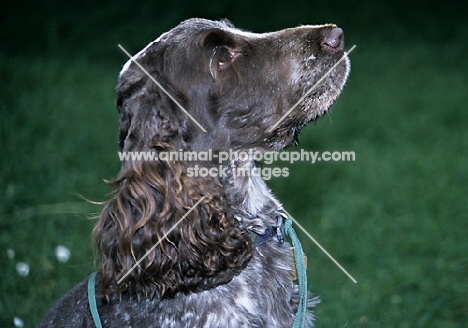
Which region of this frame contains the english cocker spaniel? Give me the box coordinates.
[40,18,350,327]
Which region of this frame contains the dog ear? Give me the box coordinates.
[115,55,184,152]
[94,157,253,298]
[95,51,253,298]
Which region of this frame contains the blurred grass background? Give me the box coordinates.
[1,0,467,327]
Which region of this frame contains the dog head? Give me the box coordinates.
[117,18,349,153]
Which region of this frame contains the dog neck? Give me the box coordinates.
[220,159,281,233]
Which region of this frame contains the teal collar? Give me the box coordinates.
[87,216,307,328]
[283,217,308,328]
[248,215,308,327]
[87,271,102,328]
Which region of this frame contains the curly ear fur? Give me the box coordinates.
[94,159,253,298]
[94,51,253,298]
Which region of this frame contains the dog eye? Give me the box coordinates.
[218,47,232,64]
[218,46,244,68]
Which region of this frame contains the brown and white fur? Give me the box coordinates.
[39,18,350,327]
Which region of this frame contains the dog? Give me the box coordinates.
[39,18,350,327]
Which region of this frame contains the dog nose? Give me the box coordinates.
[321,27,344,52]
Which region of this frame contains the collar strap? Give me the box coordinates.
[248,215,308,327]
[88,271,102,328]
[284,217,308,328]
[249,215,285,247]
[87,216,307,328]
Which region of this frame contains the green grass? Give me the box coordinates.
[269,41,468,327]
[1,33,467,328]
[0,56,119,326]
